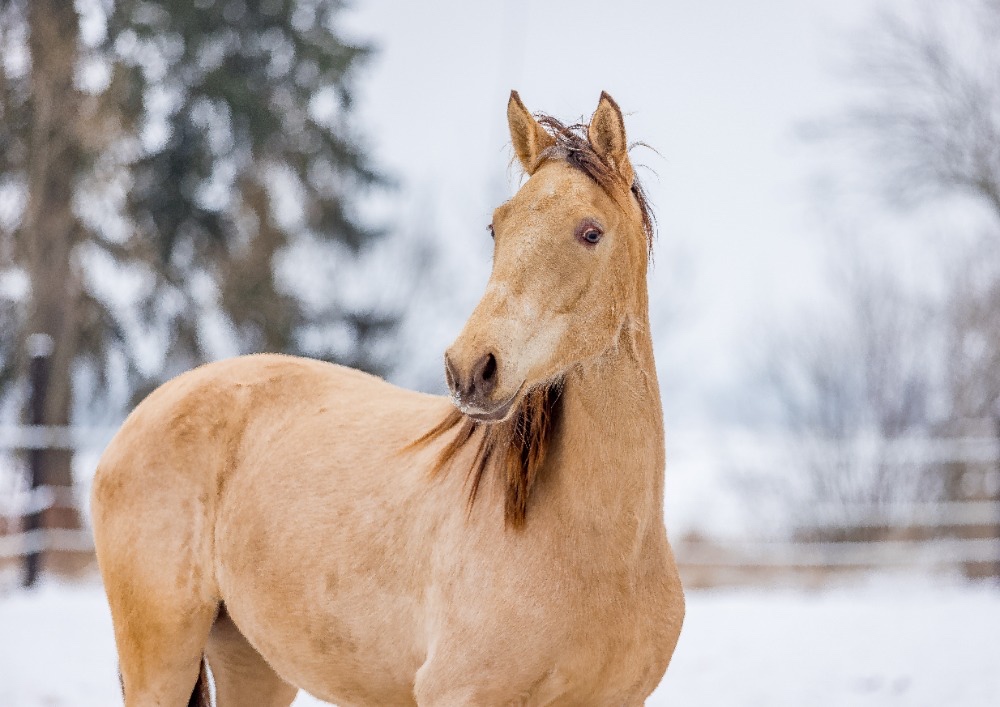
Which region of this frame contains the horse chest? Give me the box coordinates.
[419,535,682,704]
[549,565,681,701]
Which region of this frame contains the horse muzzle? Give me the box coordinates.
[444,350,519,422]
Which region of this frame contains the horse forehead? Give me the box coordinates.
[512,163,605,218]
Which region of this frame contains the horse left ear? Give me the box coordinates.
[588,91,635,187]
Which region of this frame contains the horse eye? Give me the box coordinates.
[487,224,495,239]
[582,229,602,245]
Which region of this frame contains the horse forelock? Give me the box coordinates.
[408,381,563,528]
[533,114,655,260]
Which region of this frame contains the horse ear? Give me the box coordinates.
[508,90,555,175]
[588,91,635,187]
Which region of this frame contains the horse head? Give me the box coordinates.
[445,91,653,423]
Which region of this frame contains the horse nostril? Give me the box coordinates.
[472,352,498,399]
[448,351,499,404]
[444,353,459,393]
[482,353,497,383]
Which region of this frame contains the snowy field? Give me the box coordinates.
[1,578,998,706]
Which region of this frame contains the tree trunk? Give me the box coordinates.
[21,0,85,575]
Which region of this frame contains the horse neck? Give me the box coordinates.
[545,311,665,536]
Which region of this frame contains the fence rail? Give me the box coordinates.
[0,528,95,560]
[0,485,80,519]
[0,425,117,451]
[714,434,1000,466]
[0,417,111,585]
[677,537,999,568]
[1,426,999,586]
[805,500,1000,529]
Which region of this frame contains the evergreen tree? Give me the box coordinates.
[0,0,391,567]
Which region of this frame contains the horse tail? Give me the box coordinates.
[187,658,211,707]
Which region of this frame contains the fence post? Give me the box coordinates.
[995,414,1000,584]
[22,333,54,588]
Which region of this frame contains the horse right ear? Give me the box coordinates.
[507,90,555,175]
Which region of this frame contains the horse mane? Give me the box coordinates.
[534,114,656,259]
[408,382,563,528]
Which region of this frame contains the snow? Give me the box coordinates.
[1,578,997,706]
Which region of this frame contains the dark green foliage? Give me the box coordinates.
[0,0,394,415]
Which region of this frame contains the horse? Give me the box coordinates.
[91,91,684,707]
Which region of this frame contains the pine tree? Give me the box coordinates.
[0,0,392,573]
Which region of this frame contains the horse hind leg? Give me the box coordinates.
[205,606,298,707]
[103,578,217,706]
[92,458,221,704]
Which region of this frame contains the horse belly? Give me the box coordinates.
[228,593,421,704]
[212,456,432,704]
[216,531,425,705]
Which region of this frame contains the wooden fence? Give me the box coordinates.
[676,505,1000,588]
[1,425,999,590]
[0,425,115,588]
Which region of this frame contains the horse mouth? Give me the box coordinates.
[454,386,523,423]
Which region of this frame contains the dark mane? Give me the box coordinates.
[534,114,656,259]
[408,382,562,528]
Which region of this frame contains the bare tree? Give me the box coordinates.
[844,0,1000,503]
[845,0,1000,217]
[753,0,1000,550]
[753,249,942,538]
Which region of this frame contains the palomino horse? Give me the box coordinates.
[92,91,684,706]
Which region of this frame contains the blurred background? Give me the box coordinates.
[1,0,999,704]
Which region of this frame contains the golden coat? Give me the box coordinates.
[92,91,684,706]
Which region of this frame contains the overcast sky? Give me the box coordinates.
[338,0,914,425]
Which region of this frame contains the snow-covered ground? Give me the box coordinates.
[1,578,997,706]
